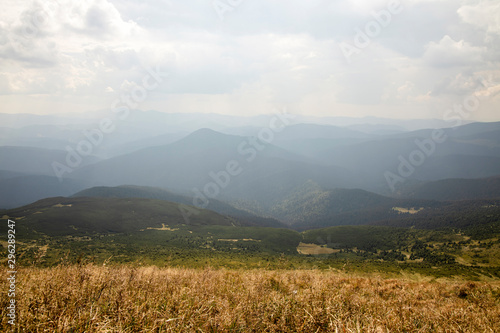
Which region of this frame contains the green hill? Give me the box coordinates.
[372,199,500,239]
[270,181,395,225]
[243,181,441,229]
[303,225,412,252]
[72,185,286,228]
[0,196,303,268]
[73,185,190,202]
[1,196,237,236]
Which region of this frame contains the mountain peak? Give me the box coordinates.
[190,128,222,137]
[174,128,241,148]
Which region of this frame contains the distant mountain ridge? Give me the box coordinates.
[0,175,87,209]
[67,128,366,201]
[0,146,100,176]
[2,117,500,215]
[0,111,473,132]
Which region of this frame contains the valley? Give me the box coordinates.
[2,189,500,280]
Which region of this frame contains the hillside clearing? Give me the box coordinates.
[296,242,337,255]
[392,207,424,214]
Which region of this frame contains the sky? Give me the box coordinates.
[0,0,500,120]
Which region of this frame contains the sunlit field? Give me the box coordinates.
[1,265,499,332]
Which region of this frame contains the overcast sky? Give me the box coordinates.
[1,0,499,120]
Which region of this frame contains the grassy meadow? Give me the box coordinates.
[1,265,500,332]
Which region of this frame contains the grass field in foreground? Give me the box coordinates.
[1,265,499,332]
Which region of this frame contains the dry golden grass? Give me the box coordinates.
[1,265,499,332]
[296,242,336,255]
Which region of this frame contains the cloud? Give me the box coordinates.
[65,0,142,39]
[475,71,500,98]
[86,47,141,70]
[0,0,500,121]
[0,0,150,97]
[1,0,145,63]
[458,1,500,35]
[423,35,484,67]
[432,73,488,96]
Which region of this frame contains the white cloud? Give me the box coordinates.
[0,0,151,98]
[63,0,142,39]
[458,1,500,35]
[423,35,484,67]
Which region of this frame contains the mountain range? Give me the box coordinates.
[2,111,500,275]
[1,112,500,231]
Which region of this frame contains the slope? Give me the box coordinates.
[72,185,286,228]
[229,180,441,230]
[1,196,238,236]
